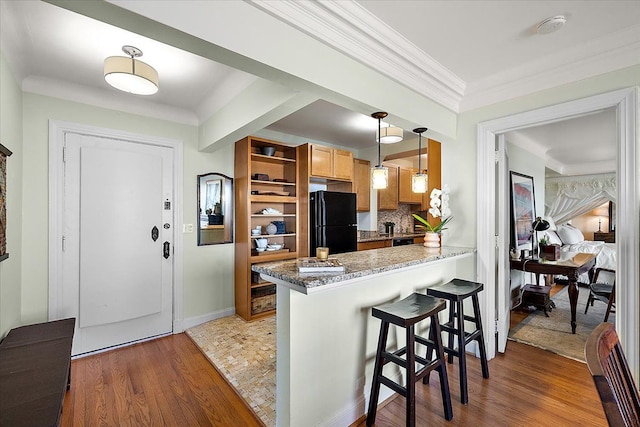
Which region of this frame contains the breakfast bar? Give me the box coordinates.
[252,245,476,427]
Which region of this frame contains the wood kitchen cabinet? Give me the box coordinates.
[378,163,399,210]
[357,240,392,251]
[309,144,353,181]
[235,136,299,321]
[398,167,423,204]
[353,158,370,211]
[422,139,442,211]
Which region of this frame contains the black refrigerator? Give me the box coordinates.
[310,191,358,256]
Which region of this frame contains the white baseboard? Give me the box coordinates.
[320,374,397,427]
[180,307,236,331]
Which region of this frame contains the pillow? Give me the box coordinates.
[556,224,585,245]
[544,230,563,246]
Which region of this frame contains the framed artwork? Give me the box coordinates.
[510,172,536,252]
[0,142,13,262]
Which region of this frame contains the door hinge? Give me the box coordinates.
[494,150,500,164]
[62,236,66,252]
[62,146,66,163]
[495,235,500,248]
[495,319,499,334]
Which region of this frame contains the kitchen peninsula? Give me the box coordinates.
[252,244,475,426]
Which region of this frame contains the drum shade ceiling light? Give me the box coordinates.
[376,125,403,144]
[104,45,159,95]
[371,112,389,190]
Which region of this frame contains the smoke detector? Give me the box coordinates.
[536,15,567,35]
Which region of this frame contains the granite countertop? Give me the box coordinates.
[357,231,425,242]
[252,245,475,293]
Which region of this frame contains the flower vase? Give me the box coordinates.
[424,232,440,248]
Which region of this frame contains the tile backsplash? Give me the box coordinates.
[377,204,420,234]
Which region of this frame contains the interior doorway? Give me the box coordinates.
[476,88,638,381]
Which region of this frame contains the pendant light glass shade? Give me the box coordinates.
[104,46,159,95]
[412,174,428,193]
[376,126,403,144]
[412,127,428,193]
[371,111,390,189]
[372,166,389,189]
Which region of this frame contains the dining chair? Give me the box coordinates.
[585,322,640,426]
[585,267,616,322]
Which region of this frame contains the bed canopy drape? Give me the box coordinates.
[545,173,616,225]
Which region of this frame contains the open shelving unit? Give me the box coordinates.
[234,136,299,320]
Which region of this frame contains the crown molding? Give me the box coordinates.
[460,25,640,112]
[23,75,199,125]
[247,0,465,112]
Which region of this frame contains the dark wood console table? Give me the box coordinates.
[510,253,596,333]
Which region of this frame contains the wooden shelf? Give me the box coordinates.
[251,179,296,186]
[251,281,275,289]
[251,213,296,217]
[251,153,296,163]
[250,233,296,239]
[236,136,299,321]
[250,251,298,263]
[250,195,297,203]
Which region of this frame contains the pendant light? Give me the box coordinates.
[412,127,428,193]
[371,112,389,189]
[104,45,159,95]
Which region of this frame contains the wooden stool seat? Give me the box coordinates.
[367,293,453,427]
[427,278,489,404]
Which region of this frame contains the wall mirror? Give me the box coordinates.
[198,173,233,245]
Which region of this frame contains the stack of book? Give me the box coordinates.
[297,258,345,273]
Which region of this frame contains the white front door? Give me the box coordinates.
[61,132,174,355]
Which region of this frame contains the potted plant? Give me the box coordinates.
[412,185,452,247]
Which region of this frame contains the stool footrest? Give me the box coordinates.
[379,375,407,397]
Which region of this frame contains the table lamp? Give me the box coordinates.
[531,217,550,260]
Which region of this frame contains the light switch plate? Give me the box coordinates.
[183,224,194,233]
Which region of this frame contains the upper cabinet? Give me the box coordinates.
[353,158,371,212]
[309,144,353,181]
[398,167,422,204]
[378,163,399,210]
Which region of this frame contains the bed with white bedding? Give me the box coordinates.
[545,224,616,284]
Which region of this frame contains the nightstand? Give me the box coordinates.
[593,231,615,243]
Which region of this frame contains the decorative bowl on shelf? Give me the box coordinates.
[266,223,278,235]
[267,244,283,250]
[260,146,276,156]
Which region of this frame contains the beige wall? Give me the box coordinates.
[0,53,23,337]
[18,92,236,327]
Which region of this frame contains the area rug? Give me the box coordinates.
[186,315,276,427]
[508,286,610,362]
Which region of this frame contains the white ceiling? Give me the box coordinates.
[1,0,638,174]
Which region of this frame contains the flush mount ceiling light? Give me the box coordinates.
[371,111,389,190]
[536,15,566,35]
[376,124,403,144]
[104,45,159,95]
[412,127,428,193]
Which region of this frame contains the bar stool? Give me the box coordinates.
[367,293,453,427]
[426,278,489,404]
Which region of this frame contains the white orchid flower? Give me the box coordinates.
[429,207,441,218]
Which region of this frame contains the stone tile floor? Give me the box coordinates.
[187,315,276,427]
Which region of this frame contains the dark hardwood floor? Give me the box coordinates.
[62,318,605,426]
